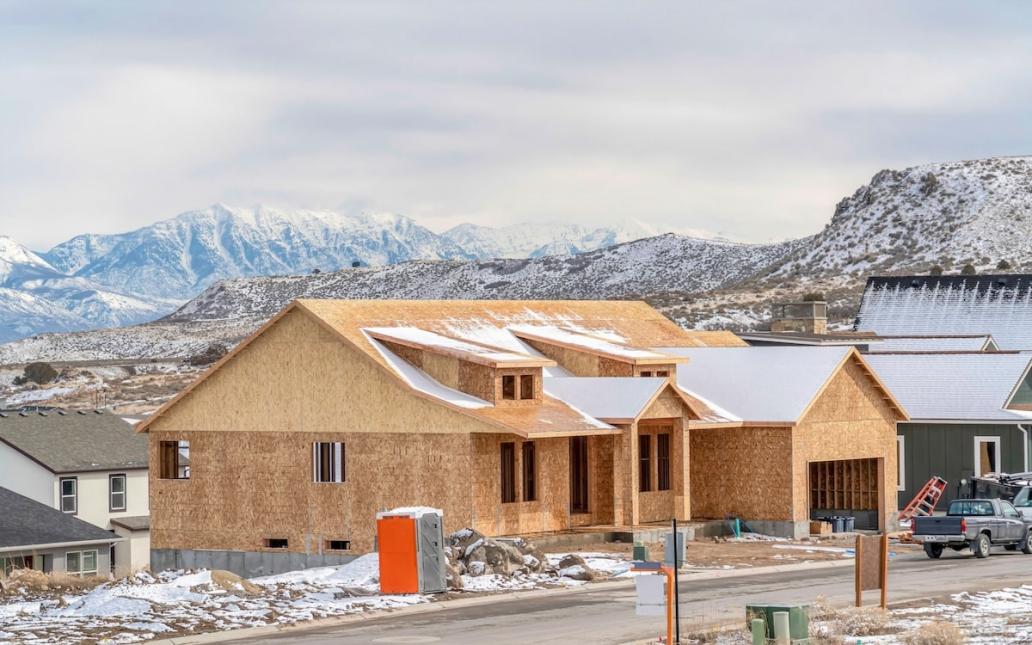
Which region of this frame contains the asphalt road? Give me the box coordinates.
[242,549,1032,645]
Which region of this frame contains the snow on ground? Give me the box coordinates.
[0,551,634,644]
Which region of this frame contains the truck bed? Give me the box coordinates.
[912,516,963,536]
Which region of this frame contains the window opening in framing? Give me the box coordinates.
[500,442,516,502]
[638,435,652,492]
[657,433,671,491]
[313,442,345,483]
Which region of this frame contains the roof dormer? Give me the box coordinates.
[364,327,554,406]
[508,325,686,378]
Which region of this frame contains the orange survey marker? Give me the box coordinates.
[899,476,947,523]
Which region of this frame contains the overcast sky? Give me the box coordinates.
[3,2,1032,250]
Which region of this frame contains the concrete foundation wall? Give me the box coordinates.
[151,548,357,579]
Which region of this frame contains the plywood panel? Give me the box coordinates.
[149,430,473,554]
[690,425,794,521]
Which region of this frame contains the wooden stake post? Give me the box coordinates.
[855,533,889,609]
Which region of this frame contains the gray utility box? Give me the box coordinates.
[663,528,691,567]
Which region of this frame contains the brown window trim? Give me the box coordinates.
[326,539,351,551]
[159,440,190,480]
[570,436,589,513]
[108,473,127,512]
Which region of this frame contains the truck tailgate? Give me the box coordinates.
[913,516,963,536]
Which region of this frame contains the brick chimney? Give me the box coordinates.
[770,301,828,335]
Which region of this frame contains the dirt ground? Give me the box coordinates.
[567,535,922,569]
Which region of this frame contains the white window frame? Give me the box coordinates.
[109,473,127,512]
[896,436,905,492]
[312,442,345,483]
[59,477,77,514]
[65,549,98,577]
[974,436,1002,477]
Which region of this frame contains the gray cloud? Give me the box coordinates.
[2,1,1032,249]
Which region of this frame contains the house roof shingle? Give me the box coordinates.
[0,412,148,473]
[663,346,906,424]
[855,275,1032,350]
[864,353,1032,423]
[0,487,121,550]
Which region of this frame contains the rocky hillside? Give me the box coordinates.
[7,156,1032,364]
[768,157,1032,280]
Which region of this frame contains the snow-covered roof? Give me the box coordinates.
[661,346,859,423]
[856,276,1032,350]
[543,377,668,422]
[368,338,490,409]
[869,335,996,353]
[364,326,555,368]
[510,324,686,364]
[864,353,1032,423]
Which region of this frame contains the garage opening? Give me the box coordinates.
[809,458,881,530]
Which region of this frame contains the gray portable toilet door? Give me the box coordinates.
[417,513,447,593]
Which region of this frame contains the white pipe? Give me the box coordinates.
[773,611,791,644]
[1020,424,1031,472]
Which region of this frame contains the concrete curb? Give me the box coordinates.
[150,558,856,645]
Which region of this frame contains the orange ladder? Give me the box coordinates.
[899,476,947,522]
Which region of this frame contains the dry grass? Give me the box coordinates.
[901,621,966,645]
[0,568,111,595]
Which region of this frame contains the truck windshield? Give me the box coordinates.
[947,500,995,516]
[1015,488,1032,508]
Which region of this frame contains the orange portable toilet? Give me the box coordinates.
[376,507,446,594]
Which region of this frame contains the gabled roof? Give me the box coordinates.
[543,378,699,423]
[0,487,122,551]
[662,346,906,425]
[868,335,997,353]
[864,353,1032,423]
[0,412,147,473]
[855,275,1032,350]
[144,300,726,437]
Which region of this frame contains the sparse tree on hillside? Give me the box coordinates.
[929,265,944,276]
[802,292,826,302]
[13,362,58,386]
[997,259,1012,271]
[961,264,977,275]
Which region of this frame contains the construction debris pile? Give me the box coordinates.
[445,529,606,589]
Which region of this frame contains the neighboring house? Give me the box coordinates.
[0,411,150,572]
[137,299,907,577]
[865,353,1032,507]
[855,275,1032,350]
[0,487,122,577]
[663,346,907,536]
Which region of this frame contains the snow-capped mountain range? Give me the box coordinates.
[0,206,659,342]
[5,156,1032,359]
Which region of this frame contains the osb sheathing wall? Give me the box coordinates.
[690,426,795,521]
[470,434,572,535]
[793,358,899,529]
[149,430,471,553]
[147,309,508,553]
[521,338,632,377]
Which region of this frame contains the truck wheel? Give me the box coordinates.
[974,533,991,558]
[1022,530,1032,555]
[923,543,944,559]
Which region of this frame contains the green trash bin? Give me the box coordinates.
[745,604,810,643]
[632,543,649,561]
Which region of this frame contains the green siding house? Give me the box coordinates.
[866,353,1032,509]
